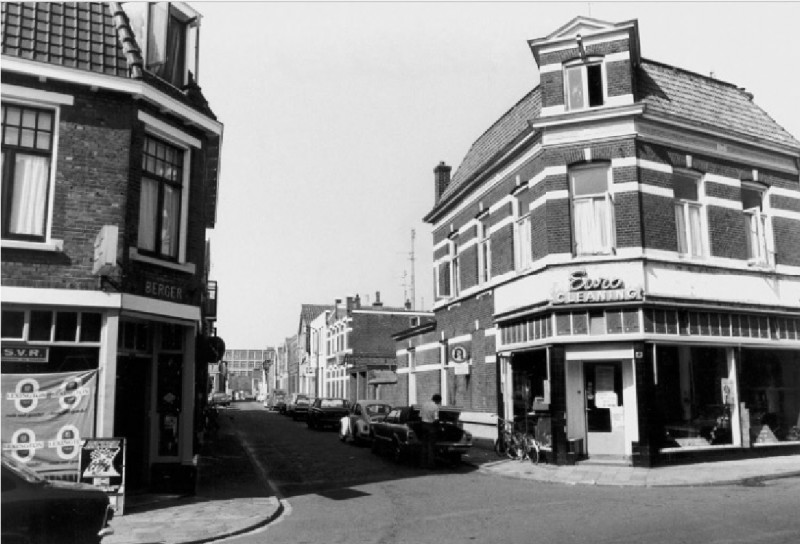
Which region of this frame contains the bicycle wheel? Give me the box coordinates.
[494,437,506,457]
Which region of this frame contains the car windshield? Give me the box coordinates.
[321,399,348,408]
[365,404,391,416]
[2,454,46,484]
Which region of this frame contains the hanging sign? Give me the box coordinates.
[553,270,643,305]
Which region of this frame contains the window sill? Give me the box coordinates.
[1,239,64,252]
[129,248,196,274]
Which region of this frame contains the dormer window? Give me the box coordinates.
[123,2,200,88]
[564,59,604,111]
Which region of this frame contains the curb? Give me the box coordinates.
[176,499,285,544]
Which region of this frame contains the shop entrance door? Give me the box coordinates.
[114,355,151,491]
[583,361,625,456]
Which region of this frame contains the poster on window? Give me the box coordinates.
[1,370,97,478]
[79,437,126,514]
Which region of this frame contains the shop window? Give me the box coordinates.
[138,135,184,261]
[655,346,735,450]
[1,104,55,242]
[29,310,53,341]
[161,323,183,351]
[555,314,571,336]
[572,312,588,335]
[740,349,800,444]
[589,311,605,335]
[570,163,614,255]
[55,312,78,342]
[564,60,604,111]
[674,172,705,258]
[606,311,623,334]
[1,310,24,339]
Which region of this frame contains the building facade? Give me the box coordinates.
[413,17,800,466]
[1,2,224,492]
[296,304,332,397]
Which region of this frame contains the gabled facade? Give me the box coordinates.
[1,2,223,494]
[296,303,333,396]
[416,17,800,466]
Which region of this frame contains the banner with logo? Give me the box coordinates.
[1,370,97,478]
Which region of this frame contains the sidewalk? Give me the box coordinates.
[466,447,800,487]
[105,412,282,544]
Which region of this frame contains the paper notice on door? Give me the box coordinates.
[610,407,625,428]
[595,391,618,408]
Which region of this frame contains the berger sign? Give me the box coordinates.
[553,270,643,305]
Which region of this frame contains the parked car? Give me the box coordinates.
[307,398,350,430]
[208,392,231,407]
[370,406,472,465]
[284,393,308,418]
[339,400,392,444]
[292,396,313,421]
[1,453,115,544]
[265,390,287,412]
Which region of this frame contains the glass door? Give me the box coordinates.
[584,361,625,456]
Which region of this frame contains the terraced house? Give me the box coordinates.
[1,1,223,496]
[401,16,800,466]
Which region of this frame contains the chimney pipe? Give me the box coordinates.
[346,296,354,311]
[355,294,361,308]
[434,161,452,202]
[373,291,383,307]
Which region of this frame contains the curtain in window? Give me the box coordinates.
[161,185,180,258]
[163,13,186,86]
[146,2,169,70]
[688,205,703,257]
[138,178,158,251]
[575,198,609,254]
[9,154,49,236]
[745,211,768,262]
[675,204,688,254]
[566,66,585,110]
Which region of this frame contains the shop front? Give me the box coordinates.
[495,264,800,466]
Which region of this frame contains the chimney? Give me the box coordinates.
[354,294,361,308]
[373,291,383,307]
[346,296,354,311]
[434,161,452,202]
[405,299,412,310]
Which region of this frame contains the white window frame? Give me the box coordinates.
[451,241,461,297]
[478,222,491,284]
[673,171,707,259]
[563,58,606,112]
[741,183,773,267]
[514,200,533,271]
[570,163,615,256]
[0,87,73,252]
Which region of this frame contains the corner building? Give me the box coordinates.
[422,17,800,466]
[1,2,223,492]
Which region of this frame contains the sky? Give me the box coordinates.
[196,1,800,349]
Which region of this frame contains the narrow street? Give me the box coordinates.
[219,402,800,544]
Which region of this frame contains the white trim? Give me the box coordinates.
[396,349,408,356]
[413,363,442,373]
[706,196,742,211]
[771,208,800,222]
[637,158,673,174]
[604,94,634,108]
[488,215,515,235]
[129,248,197,274]
[529,190,570,212]
[121,293,200,322]
[397,367,410,375]
[605,51,631,63]
[534,29,634,57]
[485,355,497,364]
[138,111,201,148]
[611,156,637,168]
[1,286,122,308]
[415,342,441,353]
[1,239,64,252]
[770,186,800,199]
[351,310,433,317]
[449,334,472,344]
[2,56,223,136]
[704,173,741,188]
[611,182,674,199]
[566,344,634,361]
[488,194,516,214]
[539,63,562,74]
[1,84,74,106]
[485,327,498,337]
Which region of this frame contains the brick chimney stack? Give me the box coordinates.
[373,291,383,307]
[434,161,452,202]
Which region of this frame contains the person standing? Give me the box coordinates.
[419,394,441,468]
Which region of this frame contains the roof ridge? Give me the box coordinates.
[640,57,742,92]
[108,1,144,79]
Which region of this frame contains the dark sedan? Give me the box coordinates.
[307,398,350,430]
[1,454,115,543]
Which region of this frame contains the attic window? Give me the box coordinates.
[564,60,604,111]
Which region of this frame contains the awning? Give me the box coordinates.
[368,370,397,385]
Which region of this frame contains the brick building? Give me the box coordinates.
[402,16,800,466]
[325,293,433,403]
[1,2,223,493]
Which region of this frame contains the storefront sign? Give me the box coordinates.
[553,270,642,305]
[79,437,126,514]
[142,279,185,302]
[2,347,49,363]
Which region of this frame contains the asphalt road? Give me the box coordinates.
[223,401,800,544]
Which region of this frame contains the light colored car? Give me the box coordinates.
[339,400,392,444]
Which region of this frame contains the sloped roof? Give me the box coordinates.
[300,304,333,325]
[433,55,799,214]
[637,59,800,150]
[439,87,541,202]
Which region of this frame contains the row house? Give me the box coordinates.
[400,17,800,466]
[296,304,333,397]
[326,293,433,402]
[1,2,224,495]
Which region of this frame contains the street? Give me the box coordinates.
[215,402,800,544]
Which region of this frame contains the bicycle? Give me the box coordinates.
[519,411,552,464]
[494,417,526,460]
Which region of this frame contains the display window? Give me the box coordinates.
[740,349,800,445]
[653,346,735,450]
